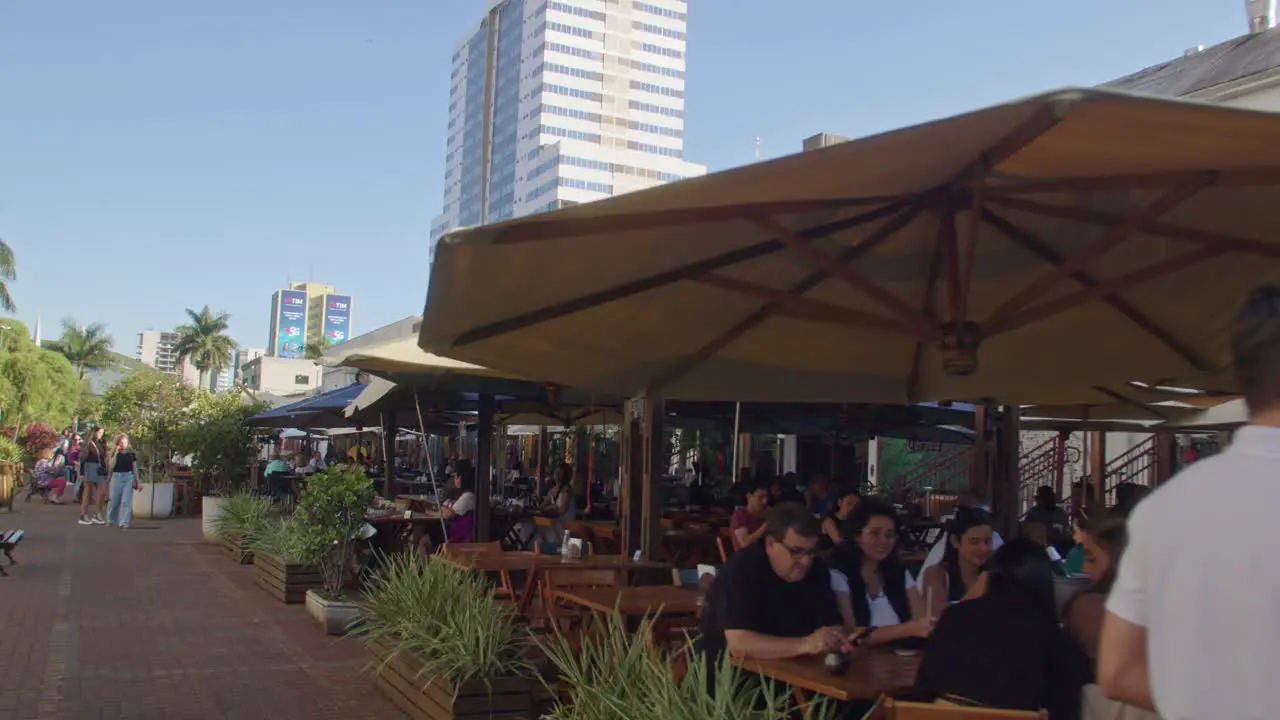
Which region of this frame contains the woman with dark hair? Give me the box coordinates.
[913,538,1091,718]
[441,461,477,543]
[828,498,932,645]
[919,507,994,608]
[819,486,860,549]
[1065,515,1128,660]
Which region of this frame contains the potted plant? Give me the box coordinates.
[210,491,276,563]
[132,464,174,519]
[534,613,825,719]
[294,465,375,634]
[99,370,197,522]
[249,514,322,603]
[173,391,268,541]
[0,434,22,511]
[355,553,538,719]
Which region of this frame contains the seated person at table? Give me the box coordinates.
[441,463,478,543]
[912,539,1090,719]
[805,474,832,517]
[730,480,770,551]
[919,507,994,607]
[699,502,850,665]
[264,456,292,501]
[1064,515,1127,661]
[918,494,1004,575]
[769,472,805,506]
[820,486,861,549]
[1024,485,1072,554]
[829,498,933,645]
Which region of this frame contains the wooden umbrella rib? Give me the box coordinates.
[983,175,1214,332]
[645,204,926,396]
[694,274,932,339]
[986,167,1280,196]
[984,245,1226,336]
[449,202,907,348]
[980,209,1212,372]
[486,196,906,245]
[906,236,946,403]
[987,195,1280,259]
[1094,386,1173,422]
[749,216,935,336]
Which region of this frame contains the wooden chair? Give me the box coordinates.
[716,536,733,563]
[591,524,621,555]
[539,568,621,633]
[442,541,503,553]
[866,696,1048,719]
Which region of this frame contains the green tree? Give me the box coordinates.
[45,319,115,380]
[174,391,267,496]
[0,320,81,432]
[173,306,235,392]
[303,338,332,361]
[99,370,198,481]
[0,238,15,312]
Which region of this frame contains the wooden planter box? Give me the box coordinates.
[252,553,322,604]
[369,639,537,720]
[222,535,254,564]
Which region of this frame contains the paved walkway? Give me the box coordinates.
[0,500,406,719]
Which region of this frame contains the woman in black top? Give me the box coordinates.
[79,427,108,525]
[912,538,1091,719]
[105,434,140,528]
[919,507,995,607]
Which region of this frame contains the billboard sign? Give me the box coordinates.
[275,289,307,358]
[322,294,352,346]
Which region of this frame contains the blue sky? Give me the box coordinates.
[0,1,1246,352]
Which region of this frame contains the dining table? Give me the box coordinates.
[732,648,920,703]
[552,585,699,617]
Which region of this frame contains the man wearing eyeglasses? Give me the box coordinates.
[699,502,853,672]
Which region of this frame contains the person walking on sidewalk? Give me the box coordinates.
[78,427,108,525]
[105,434,140,529]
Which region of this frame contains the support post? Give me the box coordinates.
[969,404,990,500]
[1088,430,1106,505]
[620,399,644,556]
[380,410,396,500]
[1153,431,1178,486]
[640,396,665,560]
[475,394,495,542]
[991,406,1022,538]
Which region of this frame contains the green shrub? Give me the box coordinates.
[295,465,376,600]
[211,491,276,545]
[354,553,532,686]
[535,612,831,720]
[0,434,23,464]
[248,514,313,564]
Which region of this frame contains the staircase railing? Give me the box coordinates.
[1101,436,1157,505]
[1018,435,1066,516]
[893,445,972,500]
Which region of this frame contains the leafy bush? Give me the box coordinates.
[18,423,59,460]
[354,553,531,685]
[295,465,376,600]
[249,514,313,564]
[210,491,276,545]
[0,434,23,464]
[174,391,268,496]
[535,613,830,720]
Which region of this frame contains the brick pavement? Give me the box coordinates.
[0,501,407,720]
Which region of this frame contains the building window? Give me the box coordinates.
[547,21,596,40]
[545,62,605,82]
[548,1,606,21]
[294,374,311,385]
[633,2,687,21]
[628,59,685,79]
[629,80,684,99]
[546,42,602,61]
[632,21,685,40]
[634,41,683,59]
[629,99,683,118]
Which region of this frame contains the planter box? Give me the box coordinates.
[0,463,16,511]
[132,482,174,519]
[369,639,537,720]
[201,496,229,543]
[252,553,322,604]
[222,535,253,564]
[305,589,360,635]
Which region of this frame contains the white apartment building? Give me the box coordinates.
[429,0,705,244]
[239,356,322,397]
[136,330,181,373]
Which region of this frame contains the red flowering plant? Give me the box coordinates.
[18,423,60,462]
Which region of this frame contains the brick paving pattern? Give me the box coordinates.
[0,501,406,720]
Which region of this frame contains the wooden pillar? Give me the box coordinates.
[1088,430,1106,505]
[969,404,989,500]
[1154,431,1178,486]
[991,406,1022,538]
[640,397,665,560]
[475,394,495,542]
[1054,430,1070,499]
[380,410,396,500]
[620,399,644,556]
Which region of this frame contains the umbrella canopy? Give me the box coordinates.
[246,383,366,429]
[420,88,1280,404]
[1159,397,1249,429]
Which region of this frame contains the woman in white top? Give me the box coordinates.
[829,497,933,645]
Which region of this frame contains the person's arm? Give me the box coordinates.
[821,517,842,545]
[918,565,947,618]
[867,576,931,645]
[1064,593,1106,660]
[724,628,839,660]
[1098,509,1155,711]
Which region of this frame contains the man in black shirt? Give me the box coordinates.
[700,502,846,664]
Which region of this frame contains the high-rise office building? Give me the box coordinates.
[429,0,704,244]
[267,282,353,358]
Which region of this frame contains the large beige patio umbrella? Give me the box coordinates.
[420,88,1280,404]
[324,334,524,381]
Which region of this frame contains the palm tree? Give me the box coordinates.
[173,306,236,392]
[0,238,16,312]
[46,319,115,380]
[303,338,332,361]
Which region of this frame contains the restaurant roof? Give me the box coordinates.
[1105,25,1280,97]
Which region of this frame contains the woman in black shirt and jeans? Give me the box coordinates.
[106,434,141,528]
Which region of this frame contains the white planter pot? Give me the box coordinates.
[305,589,360,636]
[202,496,229,542]
[132,482,174,520]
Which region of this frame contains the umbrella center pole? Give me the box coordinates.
[939,320,981,376]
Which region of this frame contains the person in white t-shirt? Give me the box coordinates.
[1100,284,1280,719]
[829,497,933,645]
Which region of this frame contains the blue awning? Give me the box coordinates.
[246,383,367,429]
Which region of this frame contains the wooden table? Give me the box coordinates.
[733,649,920,702]
[367,512,441,552]
[553,585,699,617]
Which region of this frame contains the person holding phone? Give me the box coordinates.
[78,427,108,526]
[105,434,141,529]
